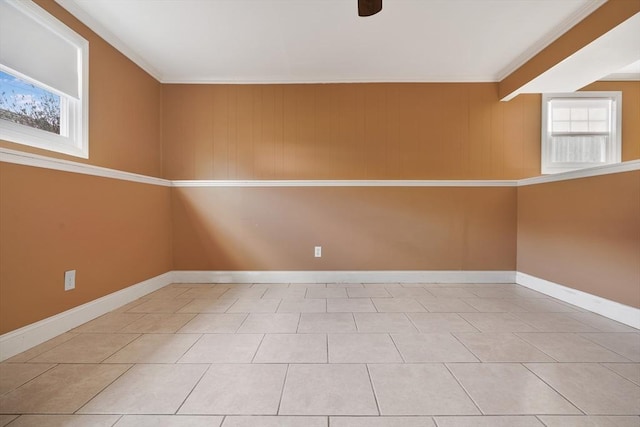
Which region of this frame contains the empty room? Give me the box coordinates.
[0,0,639,426]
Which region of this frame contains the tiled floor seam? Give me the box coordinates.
[364,363,381,416]
[275,364,290,415]
[535,415,550,427]
[519,363,586,415]
[387,333,407,363]
[511,332,561,362]
[598,362,640,386]
[325,333,329,363]
[518,332,634,362]
[73,363,136,415]
[7,363,59,393]
[579,333,638,361]
[173,333,205,364]
[448,332,482,363]
[250,334,267,363]
[443,362,484,415]
[172,363,212,415]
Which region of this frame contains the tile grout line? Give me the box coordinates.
[275,363,290,415]
[578,333,637,362]
[325,333,329,364]
[387,333,407,363]
[173,363,213,415]
[72,362,137,415]
[519,362,586,415]
[97,334,142,364]
[526,330,635,362]
[448,332,482,363]
[598,362,640,386]
[512,332,562,363]
[365,363,381,416]
[173,333,205,364]
[295,312,302,333]
[4,362,60,394]
[250,334,267,364]
[535,415,552,427]
[233,313,250,333]
[443,362,484,416]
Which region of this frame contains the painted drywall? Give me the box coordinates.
[0,162,172,334]
[0,0,163,177]
[172,186,517,272]
[162,83,542,180]
[517,170,640,308]
[0,0,169,334]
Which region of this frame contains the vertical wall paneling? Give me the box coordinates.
[161,83,546,180]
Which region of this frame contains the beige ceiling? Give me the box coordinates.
[53,0,630,84]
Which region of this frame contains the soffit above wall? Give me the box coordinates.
[499,1,640,100]
[602,59,640,81]
[53,0,607,84]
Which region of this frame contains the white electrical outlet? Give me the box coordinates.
[64,270,76,291]
[314,246,322,257]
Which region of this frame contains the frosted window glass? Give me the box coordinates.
[551,135,607,163]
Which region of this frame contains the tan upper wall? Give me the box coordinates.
[0,0,163,177]
[162,83,542,180]
[517,171,640,308]
[1,1,636,181]
[162,81,640,181]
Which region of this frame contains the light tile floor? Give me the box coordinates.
[1,282,639,427]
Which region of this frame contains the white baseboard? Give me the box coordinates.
[0,272,173,362]
[172,270,516,284]
[516,272,640,329]
[3,269,636,362]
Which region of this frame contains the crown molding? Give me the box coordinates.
[54,0,163,81]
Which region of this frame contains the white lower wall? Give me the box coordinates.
[2,269,638,362]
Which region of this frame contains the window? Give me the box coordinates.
[542,92,621,174]
[0,0,88,158]
[1,70,62,135]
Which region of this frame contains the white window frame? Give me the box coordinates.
[541,91,621,174]
[0,0,89,158]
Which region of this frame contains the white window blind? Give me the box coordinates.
[541,92,621,174]
[0,0,88,158]
[0,0,81,99]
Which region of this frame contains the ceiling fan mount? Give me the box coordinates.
[358,0,382,17]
